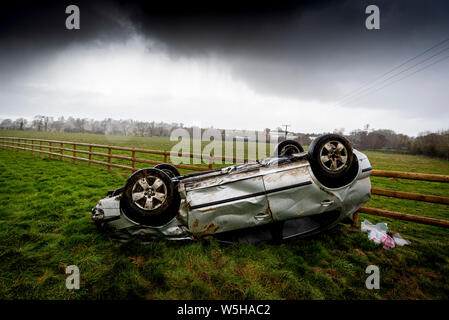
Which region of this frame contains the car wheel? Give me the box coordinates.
[273,140,304,157]
[121,168,178,226]
[154,163,180,179]
[307,134,358,188]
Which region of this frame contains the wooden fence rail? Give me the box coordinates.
[371,170,449,183]
[1,136,448,228]
[0,137,210,172]
[370,188,449,205]
[356,207,449,228]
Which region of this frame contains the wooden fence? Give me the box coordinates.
[1,136,448,228]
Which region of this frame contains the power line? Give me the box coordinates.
[338,53,449,108]
[336,44,449,106]
[334,37,449,104]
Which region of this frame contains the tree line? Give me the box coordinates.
[0,116,448,160]
[345,125,449,160]
[0,115,181,137]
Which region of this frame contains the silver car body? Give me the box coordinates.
[92,149,372,242]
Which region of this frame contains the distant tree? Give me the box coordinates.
[333,128,345,135]
[74,118,86,133]
[43,116,52,132]
[0,119,13,129]
[134,121,149,136]
[366,132,387,149]
[32,115,45,131]
[13,118,27,130]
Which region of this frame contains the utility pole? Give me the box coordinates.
[281,124,291,139]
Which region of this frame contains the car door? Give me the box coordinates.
[262,160,340,221]
[185,164,273,236]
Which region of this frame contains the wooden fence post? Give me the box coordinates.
[132,149,136,171]
[49,142,52,159]
[39,141,42,157]
[352,212,359,227]
[108,147,112,172]
[88,145,92,167]
[164,152,168,163]
[208,150,214,170]
[60,143,63,161]
[31,140,34,155]
[73,144,77,164]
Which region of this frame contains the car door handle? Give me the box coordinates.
[320,200,334,207]
[255,213,270,221]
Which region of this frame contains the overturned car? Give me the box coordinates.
[92,134,372,243]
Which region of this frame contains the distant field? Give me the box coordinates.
[0,130,448,299]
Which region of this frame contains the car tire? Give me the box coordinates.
[273,140,304,157]
[307,134,358,188]
[121,168,179,226]
[154,163,180,179]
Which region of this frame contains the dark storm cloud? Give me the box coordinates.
[0,0,130,46]
[1,0,449,108]
[0,0,133,73]
[0,0,327,62]
[2,0,448,67]
[120,0,449,103]
[124,0,449,103]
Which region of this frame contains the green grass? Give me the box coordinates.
[0,130,448,299]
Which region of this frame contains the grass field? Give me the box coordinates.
[0,130,448,299]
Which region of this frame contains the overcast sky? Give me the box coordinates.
[1,0,448,136]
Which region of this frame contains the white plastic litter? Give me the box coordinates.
[367,228,387,244]
[361,219,388,233]
[392,233,411,246]
[360,219,410,249]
